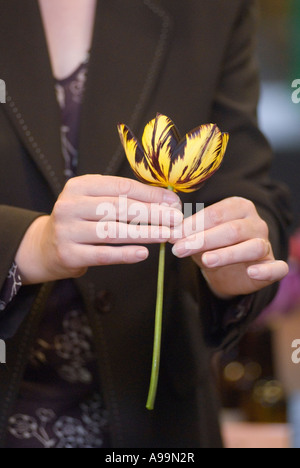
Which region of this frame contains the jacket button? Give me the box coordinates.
[94,290,113,314]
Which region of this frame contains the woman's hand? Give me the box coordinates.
[16,175,182,284]
[170,197,289,299]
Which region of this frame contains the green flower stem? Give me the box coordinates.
[146,242,166,410]
[146,186,173,411]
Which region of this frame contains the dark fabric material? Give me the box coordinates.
[5,61,110,449]
[0,0,291,448]
[5,281,110,448]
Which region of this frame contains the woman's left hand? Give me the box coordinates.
[170,197,289,299]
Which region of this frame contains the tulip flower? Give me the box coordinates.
[118,113,229,193]
[118,114,229,410]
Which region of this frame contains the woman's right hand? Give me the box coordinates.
[16,175,182,284]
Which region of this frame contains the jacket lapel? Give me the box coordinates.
[0,0,65,197]
[77,0,173,177]
[0,0,173,196]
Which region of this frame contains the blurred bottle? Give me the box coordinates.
[218,330,287,423]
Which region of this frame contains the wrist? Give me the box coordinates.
[15,215,53,285]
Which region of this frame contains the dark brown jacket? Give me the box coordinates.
[0,0,290,448]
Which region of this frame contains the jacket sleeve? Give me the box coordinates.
[195,0,292,350]
[0,205,44,288]
[0,205,44,335]
[0,262,22,311]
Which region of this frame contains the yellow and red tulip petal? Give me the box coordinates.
[168,124,229,192]
[118,123,162,186]
[172,133,229,192]
[178,130,229,190]
[142,114,180,183]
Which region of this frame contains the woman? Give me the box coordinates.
[0,0,290,448]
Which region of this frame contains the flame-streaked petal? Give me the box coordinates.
[169,124,229,192]
[173,134,229,192]
[118,123,162,186]
[142,114,181,183]
[178,131,229,190]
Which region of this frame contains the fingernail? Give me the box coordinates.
[172,201,183,211]
[202,253,219,267]
[163,191,180,206]
[248,267,260,279]
[136,249,149,260]
[172,244,188,258]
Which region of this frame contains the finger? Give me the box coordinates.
[171,197,257,241]
[203,197,257,230]
[172,219,258,258]
[71,197,183,226]
[70,221,171,244]
[64,175,181,207]
[171,210,205,243]
[201,239,271,269]
[96,223,171,244]
[72,244,150,267]
[247,261,289,283]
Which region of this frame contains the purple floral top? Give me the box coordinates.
[0,263,22,312]
[2,60,110,448]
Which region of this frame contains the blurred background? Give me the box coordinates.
[219,0,300,448]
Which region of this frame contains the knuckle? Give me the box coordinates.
[53,199,71,220]
[243,198,256,213]
[71,268,87,279]
[51,215,66,245]
[228,221,242,243]
[96,248,111,265]
[117,198,129,221]
[64,177,77,193]
[97,221,115,241]
[117,177,133,195]
[148,188,162,205]
[56,242,72,267]
[189,233,203,251]
[223,248,235,265]
[233,197,255,213]
[52,221,62,244]
[63,175,91,194]
[120,249,132,264]
[259,219,269,238]
[255,238,269,258]
[209,206,223,226]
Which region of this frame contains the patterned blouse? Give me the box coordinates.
[2,60,110,448]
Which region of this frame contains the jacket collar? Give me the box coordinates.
[0,0,173,197]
